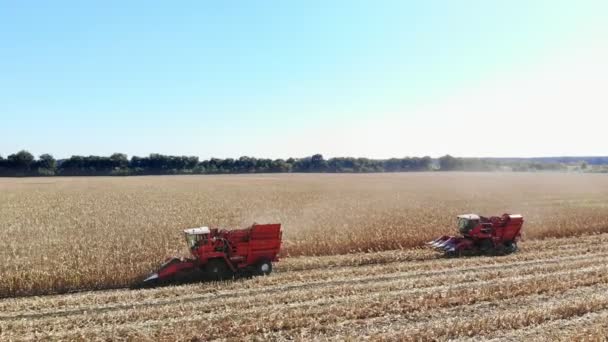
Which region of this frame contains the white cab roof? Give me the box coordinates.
[184,226,210,235]
[457,214,480,220]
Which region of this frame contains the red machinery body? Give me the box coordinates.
[428,214,523,257]
[142,223,282,285]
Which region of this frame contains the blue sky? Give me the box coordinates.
[1,1,606,159]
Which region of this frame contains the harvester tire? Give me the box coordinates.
[205,259,232,281]
[445,250,460,258]
[256,259,273,276]
[504,241,518,254]
[479,239,495,255]
[132,277,159,289]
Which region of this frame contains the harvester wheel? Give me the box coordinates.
[205,259,232,281]
[255,259,273,276]
[479,239,495,255]
[504,241,518,254]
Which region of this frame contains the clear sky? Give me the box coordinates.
[1,0,606,159]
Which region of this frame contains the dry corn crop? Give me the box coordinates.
[1,173,608,340]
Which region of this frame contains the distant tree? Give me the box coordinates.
[218,158,234,173]
[255,158,273,172]
[128,156,146,174]
[8,150,35,174]
[439,155,463,171]
[236,156,255,173]
[292,157,310,172]
[110,153,129,169]
[35,154,57,176]
[204,158,223,174]
[37,154,56,169]
[0,155,6,175]
[384,158,402,172]
[270,159,291,172]
[185,156,199,170]
[328,157,356,172]
[581,161,588,170]
[311,154,327,172]
[420,156,433,170]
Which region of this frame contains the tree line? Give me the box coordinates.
[0,151,433,176]
[437,155,584,172]
[1,150,600,177]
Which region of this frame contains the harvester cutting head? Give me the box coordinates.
[428,213,524,257]
[428,235,463,254]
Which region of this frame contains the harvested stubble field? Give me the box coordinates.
[2,234,608,340]
[2,172,608,340]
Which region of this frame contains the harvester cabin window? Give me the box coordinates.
[458,218,477,233]
[186,233,208,249]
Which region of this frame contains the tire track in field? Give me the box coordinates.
[1,233,604,314]
[4,260,608,340]
[26,265,608,341]
[2,234,608,341]
[1,235,605,316]
[3,248,608,322]
[255,283,608,341]
[6,252,608,333]
[280,233,608,272]
[371,290,608,342]
[473,308,608,341]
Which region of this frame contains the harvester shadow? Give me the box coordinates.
[130,269,252,290]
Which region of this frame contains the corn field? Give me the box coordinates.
[1,173,608,340]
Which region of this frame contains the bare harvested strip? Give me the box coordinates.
[3,247,607,322]
[257,283,608,341]
[55,268,608,340]
[10,265,607,341]
[276,243,608,286]
[476,308,608,342]
[2,234,608,340]
[5,251,607,334]
[286,231,606,271]
[380,291,608,341]
[2,233,605,317]
[170,266,608,341]
[233,267,608,341]
[0,245,604,324]
[279,232,608,272]
[276,241,608,285]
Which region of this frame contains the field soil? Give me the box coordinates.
[1,233,608,341]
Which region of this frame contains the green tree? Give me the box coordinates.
[36,154,57,175]
[8,150,35,174]
[311,154,327,172]
[438,155,463,171]
[110,153,129,169]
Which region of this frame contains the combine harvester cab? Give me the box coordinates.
[140,223,282,286]
[428,214,523,257]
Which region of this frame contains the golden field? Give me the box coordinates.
[1,172,608,340]
[1,172,608,297]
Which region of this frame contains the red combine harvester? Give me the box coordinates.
[428,214,523,257]
[141,223,282,286]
